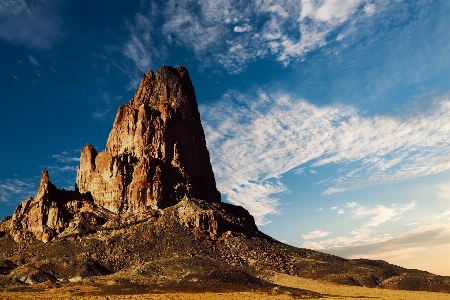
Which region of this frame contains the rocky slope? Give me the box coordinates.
[1,66,449,295]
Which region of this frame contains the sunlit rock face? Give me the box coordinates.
[10,169,113,243]
[75,66,221,214]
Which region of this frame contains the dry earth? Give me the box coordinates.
[1,271,450,300]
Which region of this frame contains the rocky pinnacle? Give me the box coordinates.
[9,66,230,243]
[75,66,221,214]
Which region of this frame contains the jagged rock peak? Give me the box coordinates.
[131,66,197,112]
[35,168,56,199]
[76,65,221,214]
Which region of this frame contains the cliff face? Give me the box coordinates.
[76,66,220,215]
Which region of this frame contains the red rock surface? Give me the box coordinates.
[76,66,220,215]
[9,169,117,243]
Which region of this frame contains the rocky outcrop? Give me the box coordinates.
[8,66,248,243]
[10,169,117,243]
[76,66,221,215]
[175,198,259,239]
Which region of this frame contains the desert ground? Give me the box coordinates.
[1,271,449,300]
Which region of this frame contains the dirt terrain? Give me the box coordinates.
[1,206,450,299]
[1,271,449,299]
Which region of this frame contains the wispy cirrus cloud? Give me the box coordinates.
[302,227,392,250]
[93,109,111,120]
[201,91,450,224]
[0,177,36,204]
[27,55,39,67]
[120,5,168,89]
[435,182,450,200]
[327,225,450,251]
[0,0,64,49]
[323,224,450,275]
[344,201,416,227]
[46,165,78,173]
[46,150,81,175]
[52,151,80,163]
[122,13,160,73]
[122,0,391,75]
[302,230,331,239]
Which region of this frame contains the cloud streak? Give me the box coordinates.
[0,178,36,204]
[0,0,64,49]
[27,55,39,67]
[326,224,450,259]
[302,230,331,239]
[302,227,392,250]
[122,0,390,75]
[345,201,416,227]
[201,91,450,224]
[52,152,80,163]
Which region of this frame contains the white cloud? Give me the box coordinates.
[28,55,39,67]
[435,182,450,200]
[292,167,304,175]
[122,12,165,77]
[93,108,111,120]
[323,224,450,275]
[201,91,450,223]
[0,178,36,204]
[331,206,337,210]
[229,44,243,52]
[315,208,322,212]
[337,209,344,214]
[234,24,252,33]
[302,230,331,239]
[46,165,78,173]
[52,153,80,163]
[303,227,392,249]
[122,0,385,74]
[364,3,376,15]
[44,150,81,177]
[437,209,450,220]
[348,201,416,227]
[301,0,363,24]
[0,0,64,49]
[345,202,357,208]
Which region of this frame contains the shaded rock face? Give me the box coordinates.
[76,66,221,214]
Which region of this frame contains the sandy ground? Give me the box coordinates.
[268,272,450,299]
[1,272,450,300]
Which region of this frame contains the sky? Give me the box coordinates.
[0,0,449,276]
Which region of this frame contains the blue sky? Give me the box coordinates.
[1,0,449,275]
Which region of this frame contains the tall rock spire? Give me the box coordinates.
[35,168,57,199]
[76,66,221,214]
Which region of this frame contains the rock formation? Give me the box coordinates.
[76,66,221,215]
[9,66,235,243]
[9,169,116,243]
